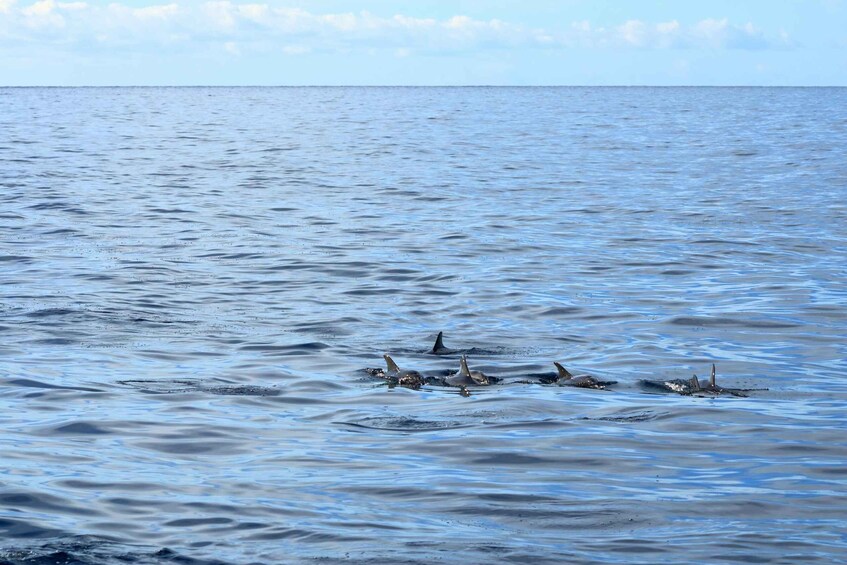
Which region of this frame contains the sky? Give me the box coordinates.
[1,0,845,85]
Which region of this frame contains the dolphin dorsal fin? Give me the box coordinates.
[710,364,716,388]
[459,355,471,377]
[431,331,445,353]
[690,375,701,392]
[384,354,400,373]
[553,362,573,380]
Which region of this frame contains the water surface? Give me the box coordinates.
[1,87,846,563]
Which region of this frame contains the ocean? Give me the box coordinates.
[1,86,846,563]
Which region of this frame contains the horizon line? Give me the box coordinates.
[2,84,845,88]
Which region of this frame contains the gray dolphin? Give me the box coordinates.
[430,331,451,355]
[445,355,492,387]
[641,364,754,397]
[553,362,616,389]
[381,354,425,389]
[429,331,467,355]
[427,332,490,356]
[688,364,750,396]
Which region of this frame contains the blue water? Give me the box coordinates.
[1,87,846,564]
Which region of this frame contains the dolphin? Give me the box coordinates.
[445,355,494,387]
[641,364,755,397]
[553,362,616,389]
[427,332,490,356]
[381,354,425,390]
[430,331,450,355]
[688,364,751,396]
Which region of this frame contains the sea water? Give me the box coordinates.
[1,87,846,563]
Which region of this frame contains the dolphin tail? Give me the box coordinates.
[553,362,573,381]
[459,355,471,377]
[710,364,716,388]
[383,354,400,373]
[431,331,445,353]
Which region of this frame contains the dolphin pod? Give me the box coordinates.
[371,333,759,397]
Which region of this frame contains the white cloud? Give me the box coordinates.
[323,12,357,32]
[21,0,65,28]
[619,19,647,46]
[657,20,680,34]
[691,17,728,47]
[606,17,784,50]
[393,14,436,30]
[655,20,680,48]
[133,3,179,20]
[22,0,55,16]
[0,3,791,54]
[238,3,267,22]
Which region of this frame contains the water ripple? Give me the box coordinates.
[1,86,845,564]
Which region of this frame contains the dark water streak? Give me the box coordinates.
[1,87,846,563]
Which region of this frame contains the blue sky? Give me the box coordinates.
[1,0,845,85]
